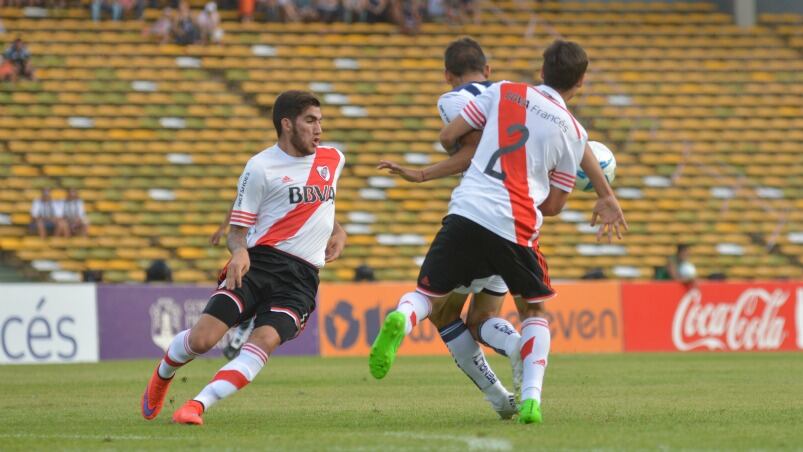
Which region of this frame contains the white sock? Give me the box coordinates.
[396,291,431,335]
[439,319,509,400]
[157,329,198,379]
[519,317,550,403]
[478,317,522,357]
[194,343,267,410]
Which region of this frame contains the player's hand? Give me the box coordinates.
[209,226,226,246]
[225,248,250,290]
[377,160,424,183]
[325,227,347,262]
[590,195,628,243]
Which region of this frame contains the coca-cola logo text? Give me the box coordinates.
[672,288,788,351]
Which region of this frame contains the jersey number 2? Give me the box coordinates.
[483,124,529,181]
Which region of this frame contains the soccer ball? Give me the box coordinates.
[575,141,616,192]
[678,261,697,281]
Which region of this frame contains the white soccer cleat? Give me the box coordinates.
[487,392,518,420]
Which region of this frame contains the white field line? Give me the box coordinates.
[384,431,512,451]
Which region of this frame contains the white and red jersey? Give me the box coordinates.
[230,144,345,268]
[449,82,588,247]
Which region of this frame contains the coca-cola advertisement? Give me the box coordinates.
[622,282,803,352]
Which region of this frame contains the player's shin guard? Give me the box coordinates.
[396,291,431,335]
[439,320,515,419]
[158,329,198,379]
[519,317,550,404]
[193,343,267,410]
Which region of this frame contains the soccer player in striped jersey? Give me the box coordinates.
[378,37,519,419]
[141,90,347,425]
[370,40,628,424]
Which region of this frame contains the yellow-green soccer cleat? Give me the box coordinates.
[517,399,543,424]
[368,311,406,379]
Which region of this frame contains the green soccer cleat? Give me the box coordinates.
[369,311,406,379]
[517,399,543,424]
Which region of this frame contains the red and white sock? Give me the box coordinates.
[157,329,198,379]
[396,291,431,335]
[193,343,268,410]
[519,317,550,403]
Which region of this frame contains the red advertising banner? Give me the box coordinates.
[318,281,622,357]
[622,282,803,352]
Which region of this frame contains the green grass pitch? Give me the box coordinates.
[1,353,801,450]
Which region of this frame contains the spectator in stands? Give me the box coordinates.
[30,188,68,239]
[316,0,340,23]
[0,54,16,82]
[399,0,424,34]
[354,264,375,282]
[365,0,388,22]
[293,0,318,22]
[239,0,255,22]
[145,259,173,282]
[197,2,223,44]
[173,1,200,45]
[145,7,175,43]
[342,0,366,23]
[656,244,697,283]
[92,0,123,21]
[62,188,89,237]
[581,267,606,280]
[82,269,104,282]
[425,0,444,21]
[255,0,298,22]
[120,0,146,20]
[3,37,35,81]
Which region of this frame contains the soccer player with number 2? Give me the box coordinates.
[369,40,628,424]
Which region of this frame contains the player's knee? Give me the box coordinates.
[187,330,218,354]
[520,302,546,320]
[465,314,491,342]
[247,327,281,355]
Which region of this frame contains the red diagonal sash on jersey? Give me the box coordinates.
[256,147,340,247]
[499,83,537,246]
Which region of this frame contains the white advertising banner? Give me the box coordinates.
[0,284,99,364]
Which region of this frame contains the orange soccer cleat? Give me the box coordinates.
[141,365,173,420]
[172,400,204,425]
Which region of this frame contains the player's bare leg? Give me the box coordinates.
[174,325,280,425]
[513,298,550,424]
[469,293,524,396]
[430,291,516,419]
[141,314,229,420]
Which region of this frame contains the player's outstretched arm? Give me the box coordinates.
[581,144,628,242]
[225,225,250,290]
[377,131,481,183]
[325,221,347,262]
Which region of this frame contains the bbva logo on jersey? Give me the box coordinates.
[289,185,336,204]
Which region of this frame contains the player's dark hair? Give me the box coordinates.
[272,90,321,137]
[677,243,691,255]
[541,40,588,92]
[444,37,487,77]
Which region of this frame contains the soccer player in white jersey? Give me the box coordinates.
[370,40,627,424]
[378,38,519,419]
[141,90,347,425]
